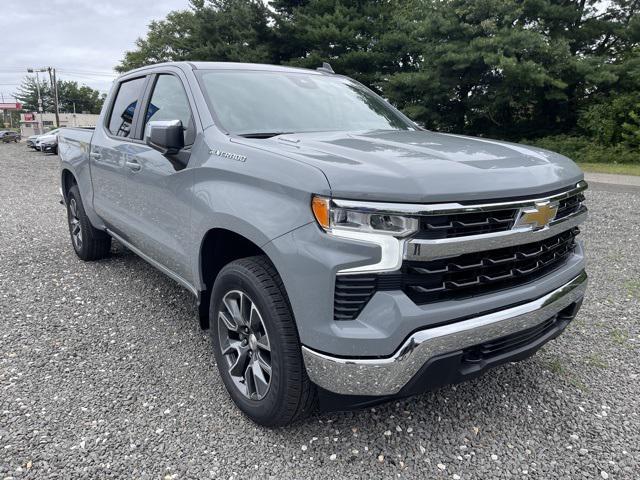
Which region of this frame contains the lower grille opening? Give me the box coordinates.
[461,301,580,364]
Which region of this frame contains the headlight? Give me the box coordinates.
[312,196,418,237]
[311,195,418,274]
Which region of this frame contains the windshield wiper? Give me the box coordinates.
[238,132,296,139]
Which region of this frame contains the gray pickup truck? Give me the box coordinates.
[58,62,588,427]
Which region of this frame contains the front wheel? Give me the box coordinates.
[209,256,316,427]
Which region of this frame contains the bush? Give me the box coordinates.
[524,135,640,164]
[577,93,640,146]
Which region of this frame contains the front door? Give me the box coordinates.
[123,72,196,287]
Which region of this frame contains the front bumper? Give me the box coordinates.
[303,270,587,397]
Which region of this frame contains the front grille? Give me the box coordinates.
[556,193,585,220]
[333,188,585,320]
[414,209,517,239]
[333,228,579,319]
[402,228,579,304]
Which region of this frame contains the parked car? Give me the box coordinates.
[57,62,588,427]
[0,131,21,143]
[26,134,40,149]
[35,129,60,153]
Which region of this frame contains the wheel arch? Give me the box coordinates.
[197,228,285,330]
[61,168,77,202]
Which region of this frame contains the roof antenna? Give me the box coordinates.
[316,62,335,74]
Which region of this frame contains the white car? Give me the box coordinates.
[35,129,60,153]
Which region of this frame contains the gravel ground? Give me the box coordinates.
[1,141,638,479]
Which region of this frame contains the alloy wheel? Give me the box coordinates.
[68,198,83,250]
[217,290,272,400]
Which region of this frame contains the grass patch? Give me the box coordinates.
[567,376,589,392]
[544,358,589,392]
[586,354,608,369]
[545,359,565,374]
[624,279,640,297]
[577,162,640,176]
[610,329,629,345]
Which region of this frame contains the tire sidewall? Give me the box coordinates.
[67,186,89,258]
[209,263,291,424]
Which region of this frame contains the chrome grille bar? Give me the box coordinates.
[332,181,587,216]
[405,208,586,261]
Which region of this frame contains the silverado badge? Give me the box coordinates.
[210,149,247,162]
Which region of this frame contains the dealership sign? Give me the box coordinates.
[0,103,23,110]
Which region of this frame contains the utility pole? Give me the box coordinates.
[47,67,60,127]
[27,68,45,134]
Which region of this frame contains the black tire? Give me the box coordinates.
[209,256,316,427]
[66,185,111,261]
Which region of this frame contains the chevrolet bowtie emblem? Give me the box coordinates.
[516,202,558,230]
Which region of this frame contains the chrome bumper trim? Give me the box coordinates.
[302,271,587,396]
[404,209,587,261]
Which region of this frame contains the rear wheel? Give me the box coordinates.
[210,256,316,427]
[66,185,111,261]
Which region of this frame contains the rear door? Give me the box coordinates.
[122,69,198,286]
[90,75,149,235]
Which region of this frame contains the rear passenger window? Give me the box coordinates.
[144,74,195,145]
[107,77,146,138]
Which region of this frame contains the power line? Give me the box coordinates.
[59,69,117,77]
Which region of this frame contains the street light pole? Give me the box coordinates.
[47,67,60,127]
[27,68,45,135]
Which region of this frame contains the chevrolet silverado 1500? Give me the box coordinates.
[58,62,588,427]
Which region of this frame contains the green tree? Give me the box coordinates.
[384,0,639,138]
[57,81,106,114]
[117,0,640,144]
[14,76,106,114]
[14,76,52,112]
[271,0,411,89]
[117,0,274,72]
[622,110,640,146]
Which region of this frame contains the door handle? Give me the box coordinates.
[89,152,101,160]
[125,160,141,171]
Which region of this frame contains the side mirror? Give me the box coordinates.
[145,120,184,155]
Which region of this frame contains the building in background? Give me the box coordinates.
[1,102,23,129]
[20,112,100,137]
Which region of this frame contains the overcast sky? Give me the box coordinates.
[0,0,189,102]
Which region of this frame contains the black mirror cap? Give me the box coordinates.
[145,120,185,155]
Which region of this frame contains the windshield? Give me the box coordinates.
[197,70,414,136]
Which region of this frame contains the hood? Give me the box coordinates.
[37,134,57,142]
[238,130,584,203]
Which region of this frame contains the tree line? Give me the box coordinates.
[15,77,106,115]
[76,1,640,161]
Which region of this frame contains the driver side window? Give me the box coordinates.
[144,74,195,145]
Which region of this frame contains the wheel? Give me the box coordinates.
[66,185,111,260]
[210,256,316,427]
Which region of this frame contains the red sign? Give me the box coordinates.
[0,103,22,110]
[23,113,34,121]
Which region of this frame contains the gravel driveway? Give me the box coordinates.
[1,142,638,479]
